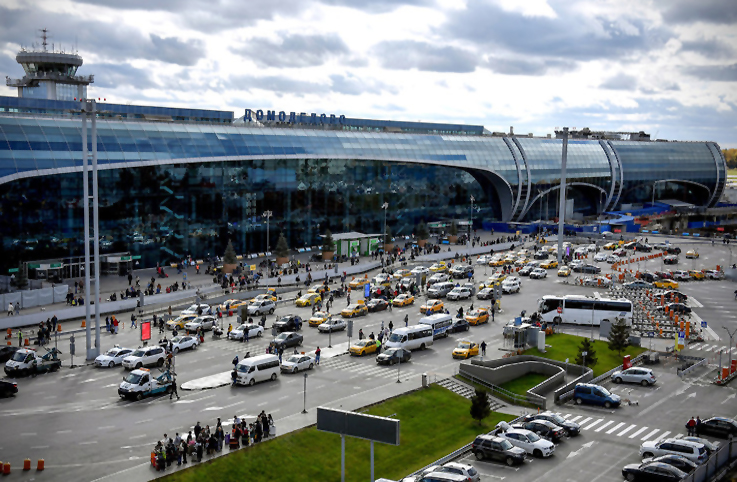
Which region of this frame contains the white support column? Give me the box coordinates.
[81,103,92,359]
[91,100,101,358]
[557,127,569,266]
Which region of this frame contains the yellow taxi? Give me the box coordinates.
[349,339,381,356]
[166,314,197,330]
[653,279,679,289]
[603,242,618,250]
[489,258,506,267]
[557,266,571,277]
[503,256,517,265]
[685,250,699,259]
[478,276,503,290]
[392,294,415,307]
[296,292,322,307]
[341,301,368,318]
[465,308,489,325]
[540,260,558,269]
[373,274,392,287]
[429,262,448,273]
[308,311,331,327]
[420,299,444,314]
[308,284,330,296]
[689,270,705,280]
[349,278,370,289]
[250,293,276,304]
[219,299,248,311]
[452,340,480,359]
[514,258,531,266]
[393,269,412,279]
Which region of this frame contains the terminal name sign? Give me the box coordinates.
[245,109,346,126]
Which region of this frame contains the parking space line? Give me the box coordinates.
[629,427,648,439]
[595,421,614,432]
[583,419,603,431]
[653,431,671,442]
[607,422,625,434]
[641,428,660,440]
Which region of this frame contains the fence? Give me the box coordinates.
[676,355,708,378]
[555,352,650,404]
[1,285,69,309]
[456,369,544,409]
[681,439,737,482]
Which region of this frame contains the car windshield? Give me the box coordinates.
[527,432,541,442]
[597,386,611,396]
[124,373,143,384]
[11,351,27,362]
[193,317,207,323]
[384,349,399,356]
[457,342,471,349]
[286,356,301,363]
[104,348,120,356]
[549,414,566,424]
[171,337,182,343]
[355,341,367,347]
[500,439,513,450]
[388,333,403,343]
[279,316,292,322]
[275,334,288,341]
[131,350,145,357]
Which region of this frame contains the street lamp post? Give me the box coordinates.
[469,195,475,248]
[263,210,273,253]
[724,326,737,380]
[302,372,308,413]
[382,202,388,254]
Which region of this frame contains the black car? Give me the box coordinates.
[269,332,303,349]
[367,299,389,312]
[533,251,549,260]
[640,272,657,283]
[0,379,18,397]
[664,246,682,254]
[518,420,565,442]
[632,242,652,252]
[471,434,526,466]
[525,411,580,436]
[0,346,20,364]
[663,255,679,265]
[448,319,470,333]
[273,315,303,332]
[376,348,411,365]
[666,303,691,314]
[574,264,601,274]
[642,455,697,474]
[621,461,686,482]
[450,265,474,278]
[695,417,737,439]
[663,290,688,302]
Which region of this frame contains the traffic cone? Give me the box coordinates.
[23,459,30,471]
[37,459,44,471]
[81,320,86,328]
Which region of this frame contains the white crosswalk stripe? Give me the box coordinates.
[563,414,572,419]
[641,429,660,440]
[617,424,637,437]
[596,421,614,432]
[570,415,583,422]
[653,431,671,442]
[673,434,683,439]
[607,422,626,434]
[578,417,593,427]
[629,427,648,439]
[583,419,603,431]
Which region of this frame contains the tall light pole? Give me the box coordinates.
[724,326,737,379]
[557,127,569,267]
[263,210,273,253]
[382,202,388,254]
[469,195,475,247]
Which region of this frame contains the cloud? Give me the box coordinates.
[149,35,206,67]
[680,38,734,59]
[374,40,477,73]
[318,0,433,13]
[231,33,350,68]
[682,63,737,82]
[484,57,575,76]
[88,62,158,89]
[600,73,638,90]
[227,73,394,97]
[659,0,737,24]
[439,0,672,61]
[329,73,396,95]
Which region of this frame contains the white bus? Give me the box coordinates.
[419,313,453,339]
[538,294,632,326]
[384,325,434,351]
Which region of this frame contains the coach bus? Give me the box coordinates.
[538,294,632,326]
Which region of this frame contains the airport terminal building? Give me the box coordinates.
[0,44,728,270]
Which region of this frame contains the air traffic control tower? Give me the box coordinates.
[5,29,93,101]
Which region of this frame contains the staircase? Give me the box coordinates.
[437,377,506,412]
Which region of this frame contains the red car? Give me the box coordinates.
[655,271,673,280]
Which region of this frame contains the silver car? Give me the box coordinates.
[247,299,276,315]
[611,367,656,386]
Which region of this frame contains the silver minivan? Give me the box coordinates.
[235,354,280,386]
[428,282,455,298]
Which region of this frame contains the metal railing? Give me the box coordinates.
[680,438,736,482]
[456,369,543,409]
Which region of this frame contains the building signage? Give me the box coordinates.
[245,109,346,126]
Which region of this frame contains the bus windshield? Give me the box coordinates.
[540,298,562,313]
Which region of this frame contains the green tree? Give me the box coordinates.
[723,148,737,169]
[11,261,28,290]
[574,337,598,368]
[322,229,335,252]
[223,240,237,265]
[275,232,289,258]
[416,221,430,241]
[469,388,491,425]
[607,317,631,356]
[448,222,458,236]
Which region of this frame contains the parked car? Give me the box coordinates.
[639,272,658,283]
[431,462,480,482]
[476,287,495,300]
[694,417,737,438]
[515,420,565,443]
[94,346,134,368]
[624,280,654,289]
[583,276,611,287]
[247,299,276,315]
[529,268,547,279]
[0,346,20,364]
[606,254,620,264]
[496,423,555,458]
[227,323,264,340]
[525,411,580,436]
[573,383,621,408]
[450,265,474,278]
[663,255,679,265]
[705,269,725,280]
[448,318,471,333]
[594,252,608,262]
[273,315,303,332]
[181,303,212,316]
[655,303,691,315]
[184,315,217,332]
[640,455,697,474]
[502,279,521,293]
[0,379,18,397]
[639,438,708,465]
[318,317,347,333]
[662,290,688,302]
[621,461,687,482]
[664,246,682,254]
[471,435,526,466]
[447,287,473,301]
[269,332,303,350]
[685,250,699,259]
[122,346,166,370]
[574,264,601,274]
[672,270,690,281]
[170,335,199,354]
[428,273,450,285]
[611,367,657,386]
[533,250,549,260]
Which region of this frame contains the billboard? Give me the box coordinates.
[317,407,400,445]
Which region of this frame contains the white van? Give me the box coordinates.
[235,354,280,386]
[419,313,453,339]
[385,325,434,351]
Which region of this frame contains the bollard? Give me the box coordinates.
[57,324,62,332]
[81,320,86,328]
[24,338,29,346]
[23,459,31,471]
[3,462,10,475]
[37,459,44,471]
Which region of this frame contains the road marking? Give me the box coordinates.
[61,374,78,379]
[562,413,572,419]
[203,406,222,411]
[104,383,118,388]
[583,419,603,431]
[607,422,625,434]
[673,434,683,439]
[569,415,583,422]
[57,430,72,434]
[129,434,148,439]
[79,440,98,445]
[595,421,614,432]
[721,394,736,404]
[616,424,636,437]
[81,377,100,383]
[641,428,660,440]
[653,431,671,442]
[20,433,37,436]
[578,417,593,427]
[30,445,50,449]
[629,426,649,439]
[279,395,289,400]
[135,418,152,424]
[257,402,267,407]
[98,425,115,430]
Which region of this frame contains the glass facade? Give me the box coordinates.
[0,113,726,269]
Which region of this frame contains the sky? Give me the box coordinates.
[1,0,736,147]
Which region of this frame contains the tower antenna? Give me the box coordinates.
[39,28,50,52]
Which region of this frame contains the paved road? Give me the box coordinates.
[1,233,735,482]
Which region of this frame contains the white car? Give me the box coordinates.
[122,346,167,370]
[706,269,725,280]
[530,268,547,279]
[428,273,450,285]
[476,255,493,265]
[410,266,430,275]
[569,259,584,269]
[497,423,555,458]
[502,279,521,293]
[476,287,494,300]
[280,354,315,374]
[181,303,212,316]
[594,252,608,262]
[586,244,597,253]
[227,323,264,340]
[640,438,708,465]
[583,276,611,287]
[184,315,217,332]
[95,346,134,368]
[606,254,620,264]
[171,335,199,354]
[447,287,473,301]
[318,318,347,333]
[611,367,656,386]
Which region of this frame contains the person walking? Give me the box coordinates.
[480,340,487,356]
[686,417,696,436]
[404,314,409,327]
[315,346,321,365]
[14,302,20,316]
[7,302,13,316]
[170,377,180,400]
[388,320,393,333]
[17,329,23,347]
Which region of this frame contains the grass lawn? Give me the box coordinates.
[499,373,549,396]
[162,385,514,482]
[728,168,737,178]
[525,333,646,377]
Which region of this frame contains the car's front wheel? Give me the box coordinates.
[108,361,115,368]
[505,457,515,466]
[474,452,484,461]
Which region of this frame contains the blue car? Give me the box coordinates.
[573,383,621,408]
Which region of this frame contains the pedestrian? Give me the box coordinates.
[181,440,188,464]
[231,368,238,386]
[17,329,22,347]
[358,328,364,340]
[388,320,393,333]
[7,302,13,316]
[480,340,487,356]
[170,377,180,400]
[404,314,409,327]
[245,327,249,343]
[14,302,20,315]
[696,416,702,434]
[686,417,696,436]
[315,346,321,365]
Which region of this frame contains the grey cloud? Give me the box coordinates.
[88,62,158,89]
[228,73,394,97]
[0,5,205,66]
[600,73,638,90]
[440,0,672,61]
[374,40,477,73]
[231,33,350,68]
[318,0,433,13]
[680,38,734,59]
[484,57,575,76]
[659,0,737,25]
[682,63,737,81]
[329,73,396,95]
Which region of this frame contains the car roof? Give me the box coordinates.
[662,438,703,448]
